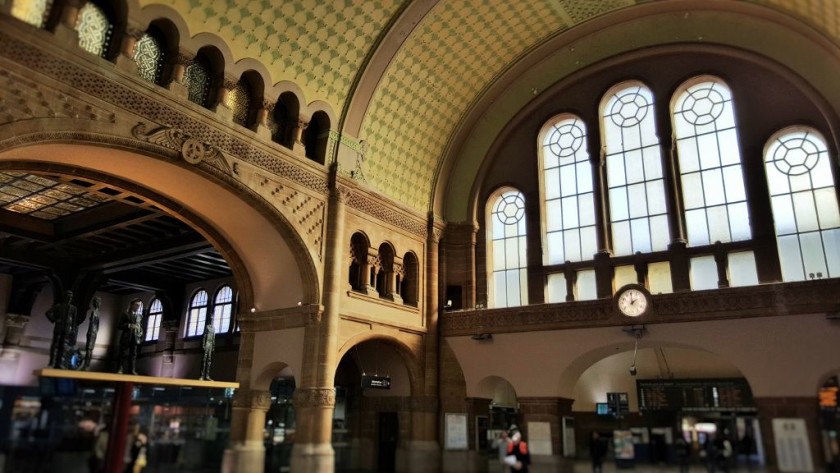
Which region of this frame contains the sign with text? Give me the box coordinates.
[361,374,391,390]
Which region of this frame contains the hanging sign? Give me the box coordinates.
[361,374,391,390]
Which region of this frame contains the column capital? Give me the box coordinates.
[262,100,275,112]
[232,389,272,410]
[222,77,240,91]
[126,25,146,41]
[293,387,336,408]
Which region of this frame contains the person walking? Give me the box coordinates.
[496,430,511,473]
[590,432,608,473]
[506,429,531,472]
[675,435,691,473]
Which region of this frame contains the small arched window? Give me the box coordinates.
[304,111,331,164]
[185,56,212,108]
[227,78,253,128]
[672,77,750,246]
[145,298,163,341]
[349,233,369,291]
[213,285,234,333]
[488,188,529,308]
[765,127,840,281]
[271,92,299,148]
[75,2,113,59]
[134,30,165,85]
[186,289,209,337]
[10,0,52,28]
[601,81,670,256]
[400,252,419,306]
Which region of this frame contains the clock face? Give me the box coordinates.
[617,288,648,317]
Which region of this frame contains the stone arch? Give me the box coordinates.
[253,361,296,392]
[0,127,320,310]
[337,332,423,397]
[234,58,274,101]
[475,375,518,407]
[134,3,192,42]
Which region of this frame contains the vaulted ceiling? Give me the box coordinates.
[141,0,840,215]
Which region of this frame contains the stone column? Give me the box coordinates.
[290,178,347,473]
[225,389,272,473]
[252,100,274,140]
[407,396,440,473]
[386,258,403,303]
[166,50,192,99]
[115,25,144,73]
[363,249,378,296]
[754,396,823,473]
[517,397,575,470]
[293,117,310,155]
[53,0,85,44]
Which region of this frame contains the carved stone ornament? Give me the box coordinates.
[232,389,273,410]
[132,122,231,174]
[294,387,337,408]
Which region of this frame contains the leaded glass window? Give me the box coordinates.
[765,127,840,281]
[11,0,52,28]
[227,79,252,127]
[185,58,211,108]
[134,33,164,84]
[540,114,597,265]
[145,298,163,341]
[213,286,233,333]
[76,2,113,59]
[602,82,670,256]
[186,289,209,337]
[673,77,750,246]
[489,189,528,308]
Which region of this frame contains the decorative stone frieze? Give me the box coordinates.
[257,173,326,257]
[294,387,336,408]
[233,389,272,410]
[131,122,231,174]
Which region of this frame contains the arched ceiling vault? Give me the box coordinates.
[142,1,840,216]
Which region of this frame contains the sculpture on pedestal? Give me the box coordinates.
[200,320,215,381]
[117,299,144,375]
[45,290,78,369]
[83,296,101,371]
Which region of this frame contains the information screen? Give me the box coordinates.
[637,378,754,412]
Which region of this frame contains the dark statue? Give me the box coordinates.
[117,299,144,375]
[45,290,79,369]
[83,296,101,371]
[200,321,215,381]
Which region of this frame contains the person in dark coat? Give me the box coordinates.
[590,432,608,473]
[506,429,531,472]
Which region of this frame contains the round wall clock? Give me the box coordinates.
[614,284,652,317]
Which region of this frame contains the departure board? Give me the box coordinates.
[637,378,754,412]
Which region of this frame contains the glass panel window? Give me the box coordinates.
[546,273,567,303]
[690,255,718,290]
[185,58,211,107]
[213,286,234,334]
[11,0,52,28]
[673,77,750,246]
[728,251,758,287]
[575,269,597,301]
[134,33,164,84]
[186,290,209,337]
[76,2,113,58]
[648,261,673,294]
[489,189,528,308]
[765,127,840,281]
[602,82,670,255]
[614,265,636,290]
[539,114,597,264]
[145,298,163,341]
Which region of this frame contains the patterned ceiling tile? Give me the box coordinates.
[141,0,404,109]
[360,1,640,211]
[751,0,840,39]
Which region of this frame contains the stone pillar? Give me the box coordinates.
[754,396,823,473]
[252,100,274,140]
[115,25,144,73]
[363,249,378,296]
[385,258,403,303]
[214,77,238,121]
[167,50,192,99]
[407,396,440,473]
[290,178,347,472]
[225,389,271,473]
[53,0,85,44]
[293,117,310,155]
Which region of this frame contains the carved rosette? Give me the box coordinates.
[293,387,336,408]
[131,122,231,174]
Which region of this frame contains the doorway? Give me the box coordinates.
[378,412,399,472]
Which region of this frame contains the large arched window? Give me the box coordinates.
[10,0,52,28]
[145,298,163,341]
[672,77,750,246]
[765,127,840,281]
[539,114,597,265]
[185,289,209,337]
[488,188,528,308]
[75,2,113,59]
[601,81,670,256]
[213,285,234,333]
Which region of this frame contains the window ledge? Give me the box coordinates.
[346,290,420,314]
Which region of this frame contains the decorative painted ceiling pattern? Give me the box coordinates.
[142,0,404,107]
[360,0,635,211]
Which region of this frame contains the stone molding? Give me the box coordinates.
[237,304,323,333]
[294,387,336,408]
[232,389,272,410]
[0,26,432,239]
[442,279,840,336]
